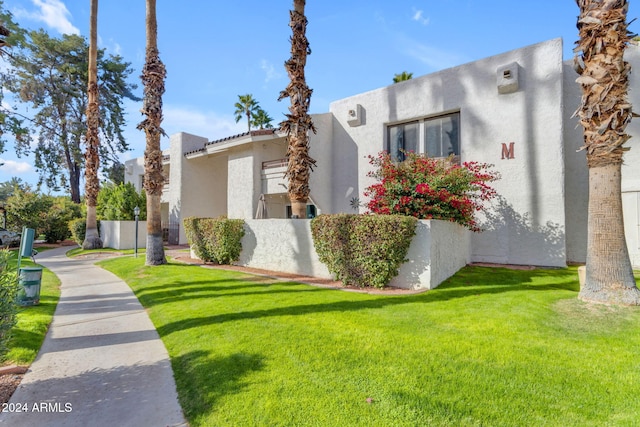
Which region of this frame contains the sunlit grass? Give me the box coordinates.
[100,256,640,427]
[4,249,61,365]
[66,247,145,257]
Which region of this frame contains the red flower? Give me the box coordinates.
[416,183,430,195]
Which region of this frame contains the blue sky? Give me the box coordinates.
[1,0,639,192]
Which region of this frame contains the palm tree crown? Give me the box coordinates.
[393,71,413,83]
[234,94,259,132]
[251,107,274,129]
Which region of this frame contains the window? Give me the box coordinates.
[425,113,459,158]
[387,121,418,161]
[387,112,460,161]
[286,205,317,219]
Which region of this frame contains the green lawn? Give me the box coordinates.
[99,257,640,427]
[5,248,61,364]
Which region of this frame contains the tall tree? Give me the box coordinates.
[137,0,167,265]
[279,0,316,219]
[251,107,274,129]
[82,0,102,249]
[1,30,138,203]
[234,94,259,132]
[575,0,640,305]
[393,71,413,83]
[0,177,25,202]
[0,3,30,155]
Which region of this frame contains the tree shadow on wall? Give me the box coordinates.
[477,196,565,266]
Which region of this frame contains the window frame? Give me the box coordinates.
[386,111,461,162]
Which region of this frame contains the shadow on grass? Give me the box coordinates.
[156,267,579,336]
[136,281,329,307]
[174,350,265,421]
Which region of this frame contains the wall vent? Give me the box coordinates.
[347,104,363,127]
[497,62,520,94]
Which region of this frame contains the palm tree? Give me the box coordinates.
[82,0,102,249]
[137,0,166,265]
[234,94,259,132]
[251,107,274,129]
[278,0,316,219]
[393,71,413,83]
[575,0,640,305]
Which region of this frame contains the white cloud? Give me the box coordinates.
[398,34,466,70]
[14,0,79,35]
[412,9,430,26]
[111,42,122,56]
[163,105,246,140]
[0,159,33,174]
[260,60,281,84]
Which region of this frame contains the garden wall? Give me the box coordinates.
[238,219,331,279]
[389,220,470,290]
[236,219,469,290]
[101,220,147,250]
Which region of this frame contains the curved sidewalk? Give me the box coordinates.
[0,246,187,427]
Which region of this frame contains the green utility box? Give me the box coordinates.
[17,266,42,306]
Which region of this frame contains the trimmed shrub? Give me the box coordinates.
[0,250,18,359]
[183,217,245,264]
[69,218,101,246]
[311,214,417,289]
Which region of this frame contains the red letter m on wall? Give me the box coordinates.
[501,142,515,160]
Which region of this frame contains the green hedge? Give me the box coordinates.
[183,217,245,264]
[0,250,18,359]
[311,214,417,289]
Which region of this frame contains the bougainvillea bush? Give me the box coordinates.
[364,152,500,231]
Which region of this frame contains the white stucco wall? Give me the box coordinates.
[238,219,466,290]
[562,45,640,267]
[390,220,470,290]
[308,113,334,214]
[329,38,567,267]
[169,132,228,245]
[101,220,147,250]
[238,219,331,278]
[562,60,589,264]
[621,46,640,268]
[124,157,145,191]
[228,148,258,220]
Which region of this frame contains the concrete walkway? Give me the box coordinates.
[0,246,187,427]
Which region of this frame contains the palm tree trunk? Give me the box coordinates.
[138,0,166,265]
[82,0,102,249]
[279,0,316,219]
[575,0,640,305]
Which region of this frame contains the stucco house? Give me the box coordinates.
[125,38,640,269]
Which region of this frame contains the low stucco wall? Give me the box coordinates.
[390,220,470,290]
[237,218,469,290]
[101,220,147,250]
[238,219,332,279]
